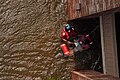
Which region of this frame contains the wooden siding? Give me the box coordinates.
[67,0,120,20]
[100,14,119,77]
[71,70,120,80]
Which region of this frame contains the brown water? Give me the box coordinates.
[0,0,74,80]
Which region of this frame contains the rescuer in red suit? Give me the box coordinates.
[58,23,93,59]
[61,24,77,45]
[61,24,93,49]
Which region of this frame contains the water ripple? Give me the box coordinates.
[0,0,74,80]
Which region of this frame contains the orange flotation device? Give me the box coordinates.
[60,44,70,56]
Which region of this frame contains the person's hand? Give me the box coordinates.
[67,41,73,44]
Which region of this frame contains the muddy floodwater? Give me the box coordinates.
[0,0,74,80]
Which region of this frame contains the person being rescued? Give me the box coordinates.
[73,33,93,53]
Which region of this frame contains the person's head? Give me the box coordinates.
[65,24,72,32]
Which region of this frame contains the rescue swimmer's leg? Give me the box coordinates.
[55,52,64,58]
[55,46,74,59]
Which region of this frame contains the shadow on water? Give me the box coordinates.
[0,0,74,80]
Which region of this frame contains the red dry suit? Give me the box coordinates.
[61,27,77,42]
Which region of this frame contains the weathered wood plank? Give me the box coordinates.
[67,0,120,20]
[71,70,120,80]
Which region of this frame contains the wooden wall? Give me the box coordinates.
[71,70,120,80]
[100,13,119,77]
[67,0,120,20]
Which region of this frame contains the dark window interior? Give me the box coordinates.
[68,17,103,73]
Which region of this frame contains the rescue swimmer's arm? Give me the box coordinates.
[62,38,67,42]
[62,37,74,44]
